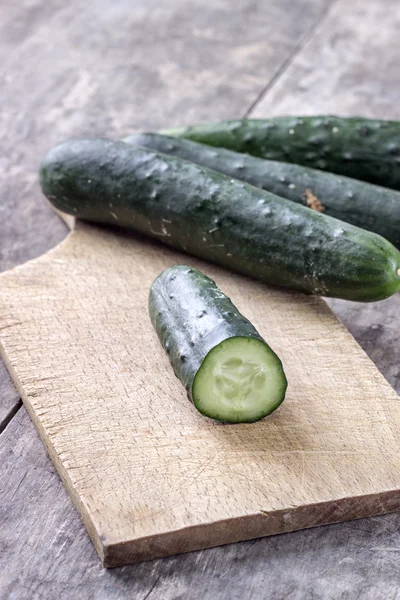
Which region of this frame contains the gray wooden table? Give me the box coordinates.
[1,0,399,598]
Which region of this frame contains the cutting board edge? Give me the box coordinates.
[102,488,400,568]
[0,218,75,288]
[0,338,106,564]
[53,207,75,231]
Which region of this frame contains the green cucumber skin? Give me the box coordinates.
[39,138,400,302]
[161,116,400,190]
[124,132,400,249]
[149,265,286,422]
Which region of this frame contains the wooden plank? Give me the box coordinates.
[1,220,400,567]
[251,0,400,120]
[0,408,104,599]
[328,297,400,394]
[0,0,330,430]
[2,407,400,600]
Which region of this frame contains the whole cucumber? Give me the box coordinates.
[149,265,287,423]
[39,138,400,302]
[124,132,400,249]
[162,116,400,190]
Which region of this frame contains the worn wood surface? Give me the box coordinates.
[3,220,400,567]
[251,0,400,120]
[1,408,400,600]
[2,408,400,600]
[0,0,331,425]
[1,0,400,596]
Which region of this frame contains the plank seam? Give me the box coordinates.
[140,576,161,600]
[0,399,23,436]
[243,0,338,118]
[0,211,73,435]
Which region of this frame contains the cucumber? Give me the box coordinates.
[124,132,400,249]
[149,265,287,423]
[39,138,400,302]
[161,116,400,190]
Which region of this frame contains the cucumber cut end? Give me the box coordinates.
[192,336,287,423]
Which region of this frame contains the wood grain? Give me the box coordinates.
[2,407,400,600]
[0,0,330,427]
[1,220,399,566]
[1,0,400,595]
[251,0,400,120]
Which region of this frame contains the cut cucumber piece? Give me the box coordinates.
[192,336,286,423]
[149,265,287,423]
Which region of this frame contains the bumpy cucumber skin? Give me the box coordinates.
[149,265,287,423]
[39,138,400,302]
[125,132,400,249]
[161,116,400,191]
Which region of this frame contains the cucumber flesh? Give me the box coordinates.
[193,336,286,422]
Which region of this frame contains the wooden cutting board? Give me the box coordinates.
[0,218,399,567]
